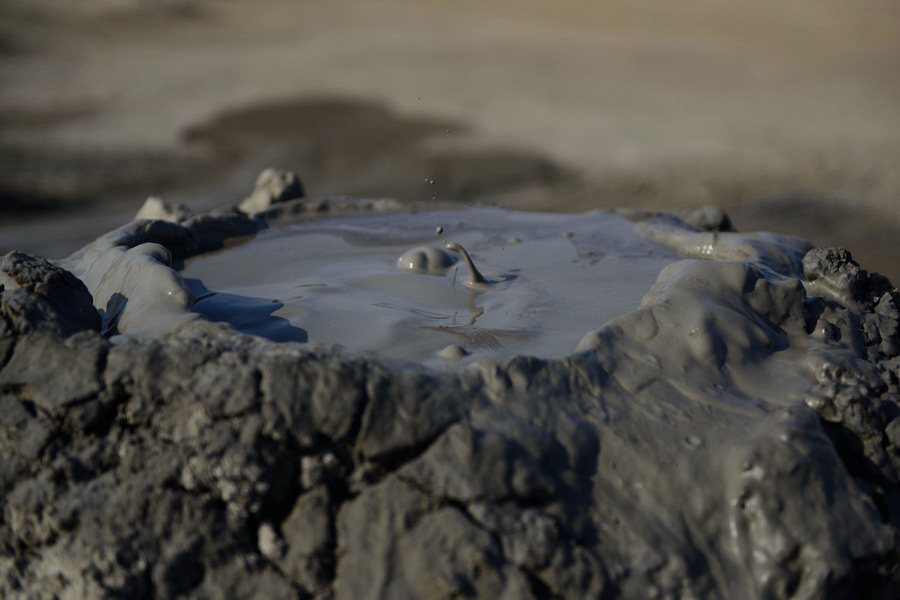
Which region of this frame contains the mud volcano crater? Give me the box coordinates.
[1,170,899,599]
[180,206,679,366]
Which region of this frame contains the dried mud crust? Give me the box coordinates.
[1,203,899,599]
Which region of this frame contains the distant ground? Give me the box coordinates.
[1,0,898,280]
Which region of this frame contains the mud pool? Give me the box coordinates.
[180,208,677,365]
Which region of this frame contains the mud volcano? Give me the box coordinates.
[1,170,898,599]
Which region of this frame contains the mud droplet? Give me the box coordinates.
[435,226,444,235]
[444,242,487,285]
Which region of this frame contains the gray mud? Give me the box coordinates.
[1,173,899,599]
[180,207,678,366]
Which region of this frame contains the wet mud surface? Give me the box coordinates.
[180,207,678,365]
[1,182,898,599]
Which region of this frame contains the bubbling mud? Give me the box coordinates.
[396,245,457,275]
[179,208,679,366]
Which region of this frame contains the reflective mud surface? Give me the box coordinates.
[181,208,677,365]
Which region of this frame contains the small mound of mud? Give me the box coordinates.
[1,176,898,599]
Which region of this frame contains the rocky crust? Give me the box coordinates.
[1,187,898,599]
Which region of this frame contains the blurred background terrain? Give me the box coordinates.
[1,0,898,281]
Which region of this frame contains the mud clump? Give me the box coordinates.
[238,168,306,216]
[0,193,899,599]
